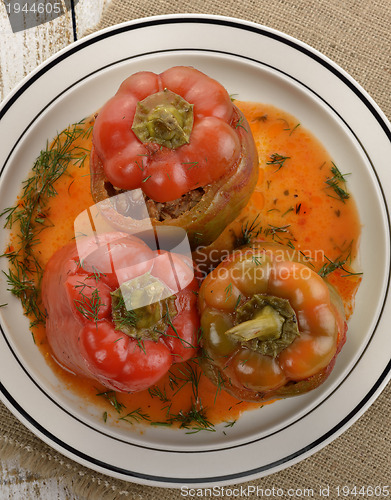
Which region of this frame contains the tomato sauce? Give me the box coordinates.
[23,102,361,430]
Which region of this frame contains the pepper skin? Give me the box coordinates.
[198,242,347,402]
[41,232,199,392]
[90,66,258,249]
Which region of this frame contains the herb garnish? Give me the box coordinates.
[182,161,199,170]
[264,224,291,242]
[235,116,248,132]
[318,254,362,278]
[119,408,151,424]
[1,119,92,326]
[73,280,103,325]
[96,389,126,414]
[266,153,290,172]
[236,214,261,246]
[224,283,233,302]
[148,385,170,402]
[318,240,361,278]
[167,404,216,434]
[325,162,350,203]
[289,123,300,135]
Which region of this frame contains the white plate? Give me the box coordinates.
[0,14,390,488]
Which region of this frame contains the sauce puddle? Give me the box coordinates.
[8,102,362,432]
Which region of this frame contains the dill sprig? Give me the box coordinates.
[110,290,138,331]
[214,370,226,404]
[224,283,232,302]
[165,360,217,434]
[148,385,170,403]
[289,123,300,136]
[167,404,216,434]
[2,265,45,325]
[236,214,261,246]
[182,161,199,170]
[318,240,361,278]
[251,255,263,266]
[235,115,247,132]
[1,119,92,326]
[95,389,126,414]
[318,255,362,278]
[119,408,151,424]
[325,162,350,203]
[73,281,103,324]
[263,224,291,242]
[266,153,290,172]
[169,361,202,399]
[160,303,198,351]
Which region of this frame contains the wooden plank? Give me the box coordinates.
[0,0,112,102]
[0,3,73,101]
[74,0,112,39]
[0,1,111,496]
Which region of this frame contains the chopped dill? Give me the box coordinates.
[282,207,294,217]
[167,404,215,434]
[95,389,126,414]
[318,254,362,278]
[224,283,232,302]
[251,255,263,266]
[325,162,350,203]
[286,240,296,250]
[266,153,290,172]
[214,370,226,404]
[264,224,291,242]
[236,214,261,246]
[318,242,361,278]
[182,161,199,170]
[289,123,300,135]
[148,385,170,403]
[1,119,92,326]
[234,294,242,311]
[235,115,248,132]
[119,408,151,424]
[73,281,103,324]
[110,290,138,332]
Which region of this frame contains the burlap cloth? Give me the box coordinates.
[1,1,390,498]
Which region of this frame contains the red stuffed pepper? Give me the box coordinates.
[198,242,347,402]
[90,66,258,249]
[41,232,199,392]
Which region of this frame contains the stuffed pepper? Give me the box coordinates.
[41,232,199,392]
[90,66,258,249]
[198,242,347,402]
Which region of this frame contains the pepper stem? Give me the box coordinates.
[132,89,194,149]
[111,272,177,341]
[226,305,284,342]
[226,294,300,357]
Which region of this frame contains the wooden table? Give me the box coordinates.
[0,0,111,101]
[0,1,111,496]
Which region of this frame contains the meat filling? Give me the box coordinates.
[103,180,205,221]
[145,188,205,221]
